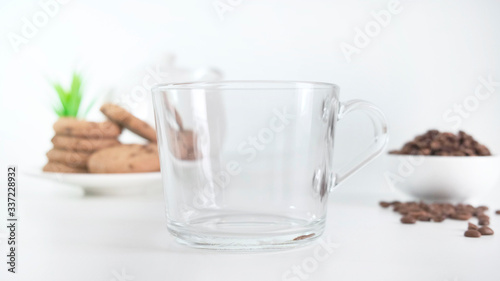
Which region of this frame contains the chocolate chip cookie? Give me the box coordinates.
[100,103,157,142]
[53,117,121,138]
[87,143,160,173]
[46,148,92,169]
[43,161,87,173]
[52,135,120,152]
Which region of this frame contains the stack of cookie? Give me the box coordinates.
[44,118,122,173]
[43,102,197,174]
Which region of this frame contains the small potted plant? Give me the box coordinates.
[52,72,95,118]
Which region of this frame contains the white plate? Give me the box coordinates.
[25,167,163,196]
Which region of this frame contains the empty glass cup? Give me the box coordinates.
[152,81,388,250]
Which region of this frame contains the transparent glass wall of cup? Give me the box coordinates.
[152,81,388,250]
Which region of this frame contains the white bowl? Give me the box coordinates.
[386,155,500,202]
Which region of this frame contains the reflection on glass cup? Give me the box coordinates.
[152,81,388,250]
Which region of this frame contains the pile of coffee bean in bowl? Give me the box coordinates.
[380,201,497,238]
[389,130,491,156]
[386,129,499,201]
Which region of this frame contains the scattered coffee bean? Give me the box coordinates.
[478,226,494,236]
[401,216,417,224]
[408,211,426,217]
[381,200,495,238]
[464,229,482,238]
[432,215,446,222]
[379,201,391,208]
[478,219,490,226]
[477,214,490,220]
[450,213,472,221]
[463,204,475,213]
[477,206,489,212]
[496,210,500,215]
[468,222,478,230]
[416,213,432,222]
[474,209,485,216]
[389,130,491,156]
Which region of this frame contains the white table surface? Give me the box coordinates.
[1,177,500,281]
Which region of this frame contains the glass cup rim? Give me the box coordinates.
[151,80,340,92]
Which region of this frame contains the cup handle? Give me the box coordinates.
[332,100,389,187]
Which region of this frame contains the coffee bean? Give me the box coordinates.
[408,211,426,217]
[398,208,410,215]
[465,204,475,213]
[473,209,485,216]
[496,210,500,215]
[401,216,416,224]
[464,229,481,238]
[476,145,491,156]
[420,148,431,155]
[477,214,490,221]
[468,222,478,230]
[379,201,391,208]
[477,206,489,212]
[442,208,456,216]
[478,219,490,226]
[450,213,472,221]
[432,215,446,222]
[478,226,494,236]
[416,213,432,222]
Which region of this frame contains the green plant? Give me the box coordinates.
[52,72,96,118]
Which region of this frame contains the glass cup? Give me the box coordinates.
[151,81,388,250]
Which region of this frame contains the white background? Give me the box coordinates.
[1,0,500,192]
[1,0,500,193]
[0,1,500,280]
